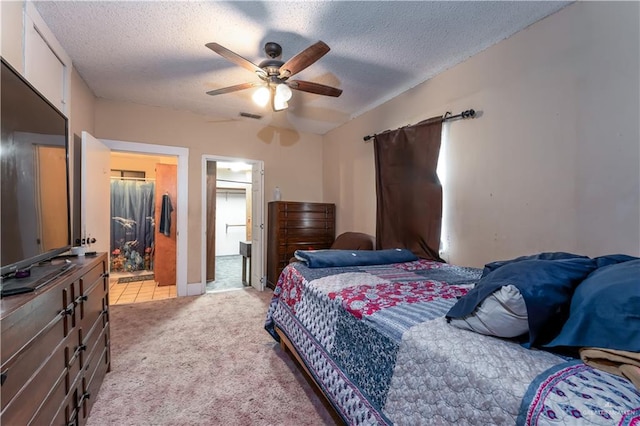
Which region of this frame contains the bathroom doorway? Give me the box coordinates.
[108,152,179,304]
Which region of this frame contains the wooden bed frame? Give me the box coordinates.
[275,325,346,425]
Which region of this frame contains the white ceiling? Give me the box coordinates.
[33,1,571,135]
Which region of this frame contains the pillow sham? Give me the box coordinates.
[481,251,589,278]
[446,257,598,347]
[294,248,418,268]
[592,253,639,268]
[544,259,640,352]
[448,284,528,338]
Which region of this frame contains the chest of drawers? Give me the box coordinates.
[1,253,110,425]
[267,201,335,289]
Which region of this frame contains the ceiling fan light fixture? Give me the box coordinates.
[273,95,288,111]
[252,86,270,107]
[206,40,342,112]
[275,83,293,102]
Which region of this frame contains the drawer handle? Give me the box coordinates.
[70,343,87,363]
[80,391,91,403]
[61,306,74,317]
[101,272,110,279]
[67,406,78,426]
[75,295,88,303]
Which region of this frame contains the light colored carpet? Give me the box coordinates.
[88,288,336,425]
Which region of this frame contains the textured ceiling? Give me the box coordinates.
[33,1,571,135]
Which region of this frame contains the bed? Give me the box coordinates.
[264,250,640,425]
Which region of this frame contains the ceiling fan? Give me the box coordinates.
[205,41,342,112]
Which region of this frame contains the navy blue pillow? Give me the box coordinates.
[545,259,640,352]
[446,257,598,347]
[481,252,589,277]
[592,253,639,268]
[294,248,418,268]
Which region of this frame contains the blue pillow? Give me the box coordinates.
[545,259,640,352]
[294,248,418,268]
[446,257,598,347]
[592,253,639,268]
[481,252,589,277]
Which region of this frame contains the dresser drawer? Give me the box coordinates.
[1,315,69,410]
[278,228,334,243]
[50,385,79,426]
[273,202,334,214]
[0,335,69,425]
[81,310,107,370]
[276,209,334,221]
[1,280,74,366]
[29,368,69,426]
[78,264,107,333]
[278,240,333,255]
[78,327,109,425]
[278,219,335,231]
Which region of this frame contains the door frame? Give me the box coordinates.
[201,155,265,292]
[101,139,191,297]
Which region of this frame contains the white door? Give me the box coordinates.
[250,162,264,291]
[81,131,111,256]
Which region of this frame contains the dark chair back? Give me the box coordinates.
[330,232,375,250]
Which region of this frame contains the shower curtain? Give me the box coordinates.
[110,180,155,272]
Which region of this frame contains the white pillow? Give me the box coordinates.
[449,284,528,338]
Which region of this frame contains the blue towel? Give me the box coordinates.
[159,194,173,236]
[294,248,418,268]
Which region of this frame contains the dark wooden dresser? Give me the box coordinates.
[1,253,110,425]
[267,201,335,289]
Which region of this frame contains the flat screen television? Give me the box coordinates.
[1,57,71,278]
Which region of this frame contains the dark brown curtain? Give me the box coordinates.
[373,116,444,261]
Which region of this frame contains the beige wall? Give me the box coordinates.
[323,1,640,267]
[94,100,324,283]
[1,1,24,72]
[69,68,97,241]
[111,152,177,179]
[70,68,96,138]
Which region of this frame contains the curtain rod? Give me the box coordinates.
[110,176,155,181]
[362,108,476,142]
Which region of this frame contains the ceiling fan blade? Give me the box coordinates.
[287,80,343,97]
[206,42,266,77]
[206,82,258,96]
[278,41,330,79]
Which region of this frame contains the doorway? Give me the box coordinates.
[206,161,252,292]
[96,137,191,297]
[201,156,265,293]
[108,152,178,305]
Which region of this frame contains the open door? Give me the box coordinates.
[250,162,264,290]
[154,163,178,286]
[81,131,111,255]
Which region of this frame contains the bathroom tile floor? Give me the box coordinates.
[109,272,176,305]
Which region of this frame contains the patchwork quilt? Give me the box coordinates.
[264,259,640,425]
